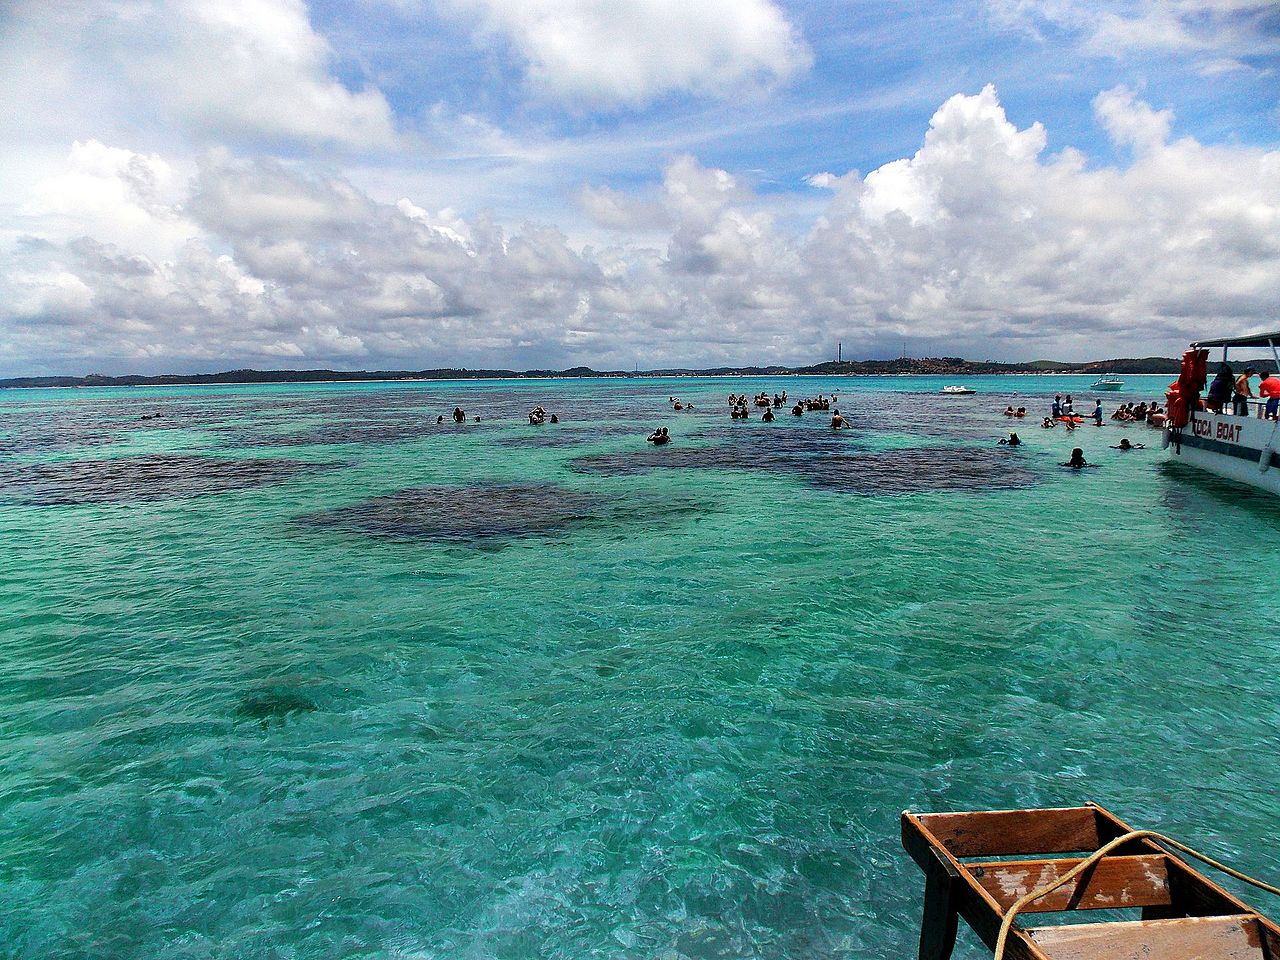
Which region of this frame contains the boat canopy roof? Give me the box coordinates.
[1193,330,1280,349]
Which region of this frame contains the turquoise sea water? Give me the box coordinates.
[2,374,1278,959]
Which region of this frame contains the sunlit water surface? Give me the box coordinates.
[2,375,1278,959]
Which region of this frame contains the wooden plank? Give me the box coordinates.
[1026,914,1267,960]
[916,807,1103,858]
[968,854,1172,913]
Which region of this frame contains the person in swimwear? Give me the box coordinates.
[647,427,670,445]
[1111,438,1143,450]
[453,407,465,423]
[1092,400,1104,426]
[1062,447,1095,468]
[1004,406,1015,417]
[831,409,850,429]
[1041,417,1055,429]
[762,407,775,422]
[998,433,1021,446]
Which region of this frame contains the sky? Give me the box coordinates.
[1,0,1278,375]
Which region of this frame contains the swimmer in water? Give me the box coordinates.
[647,427,671,445]
[998,432,1021,446]
[791,403,803,416]
[1004,406,1015,416]
[1062,447,1095,469]
[1111,438,1144,450]
[762,407,774,422]
[437,415,444,424]
[453,407,465,423]
[1041,417,1054,429]
[549,414,559,424]
[831,409,850,429]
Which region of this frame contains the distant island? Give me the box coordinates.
[0,356,1191,389]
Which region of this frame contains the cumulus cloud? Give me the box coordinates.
[0,0,397,149]
[2,87,1279,374]
[438,0,812,107]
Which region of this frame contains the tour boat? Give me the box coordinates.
[1164,330,1280,496]
[1091,374,1124,390]
[941,385,976,395]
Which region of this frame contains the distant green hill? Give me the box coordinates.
[0,355,1189,389]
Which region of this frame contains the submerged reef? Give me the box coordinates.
[297,484,606,542]
[0,454,330,505]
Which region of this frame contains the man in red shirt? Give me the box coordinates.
[1258,370,1280,419]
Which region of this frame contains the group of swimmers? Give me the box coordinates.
[1110,401,1164,425]
[435,407,479,424]
[528,406,560,425]
[997,392,1157,468]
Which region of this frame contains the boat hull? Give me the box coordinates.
[1164,411,1280,496]
[1092,382,1123,391]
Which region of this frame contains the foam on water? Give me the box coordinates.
[1,375,1278,959]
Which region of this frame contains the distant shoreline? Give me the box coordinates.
[0,357,1192,390]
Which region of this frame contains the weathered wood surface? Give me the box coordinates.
[968,854,1172,913]
[915,807,1105,858]
[1026,914,1269,960]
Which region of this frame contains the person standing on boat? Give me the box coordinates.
[1206,364,1234,413]
[1233,368,1256,416]
[1258,370,1280,420]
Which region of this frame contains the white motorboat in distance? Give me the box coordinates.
[1092,374,1124,390]
[1164,330,1280,496]
[941,385,976,395]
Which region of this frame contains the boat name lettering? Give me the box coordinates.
[1192,419,1243,443]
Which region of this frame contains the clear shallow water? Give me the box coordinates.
[2,375,1278,959]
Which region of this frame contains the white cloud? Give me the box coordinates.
[1092,86,1173,151]
[0,0,397,150]
[439,0,812,107]
[990,0,1280,73]
[2,87,1279,373]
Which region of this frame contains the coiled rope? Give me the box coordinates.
[994,829,1280,960]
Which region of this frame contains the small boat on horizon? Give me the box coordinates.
[941,385,976,395]
[1091,374,1124,390]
